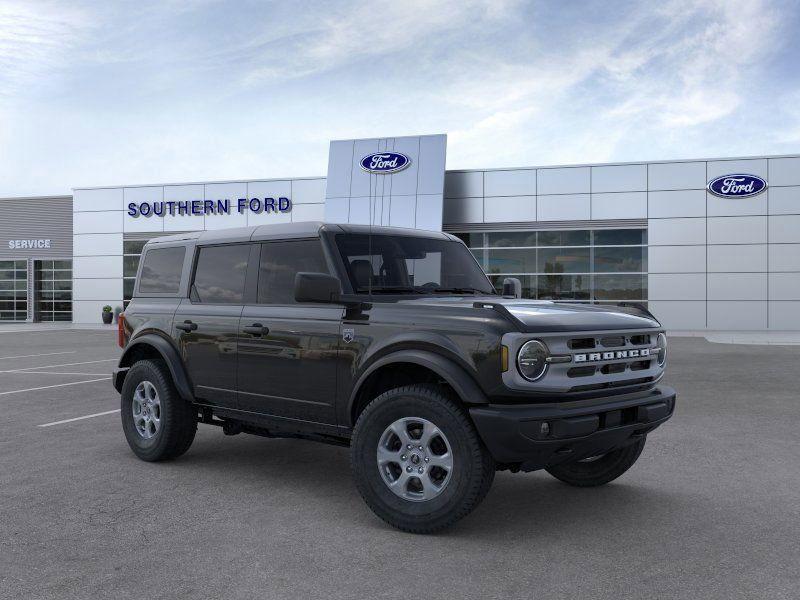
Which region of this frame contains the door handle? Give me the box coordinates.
[243,323,269,336]
[176,320,198,332]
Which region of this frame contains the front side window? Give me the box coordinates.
[258,240,328,304]
[335,234,494,295]
[138,247,185,294]
[192,244,249,304]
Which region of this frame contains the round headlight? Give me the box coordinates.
[656,333,667,367]
[517,340,549,381]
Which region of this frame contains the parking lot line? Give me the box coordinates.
[38,409,120,428]
[0,351,77,360]
[12,371,111,376]
[0,359,117,374]
[0,378,110,396]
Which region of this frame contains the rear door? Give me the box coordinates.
[237,239,342,424]
[174,243,255,408]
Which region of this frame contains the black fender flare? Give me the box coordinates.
[115,333,195,402]
[348,349,489,424]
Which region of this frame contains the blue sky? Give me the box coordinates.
[1,0,798,196]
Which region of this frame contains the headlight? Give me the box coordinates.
[656,333,667,367]
[517,340,549,381]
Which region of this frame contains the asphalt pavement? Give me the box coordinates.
[0,328,798,599]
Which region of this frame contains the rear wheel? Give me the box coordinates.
[121,359,197,462]
[545,437,647,487]
[351,384,494,534]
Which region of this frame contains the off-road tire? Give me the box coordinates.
[351,384,495,534]
[121,359,197,462]
[545,436,647,487]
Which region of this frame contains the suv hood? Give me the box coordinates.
[398,296,660,332]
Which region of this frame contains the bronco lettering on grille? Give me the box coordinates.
[574,348,650,363]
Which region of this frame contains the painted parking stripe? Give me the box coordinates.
[0,377,109,396]
[38,409,120,428]
[0,359,117,374]
[0,351,77,360]
[12,371,111,376]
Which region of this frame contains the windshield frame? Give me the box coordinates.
[329,231,497,297]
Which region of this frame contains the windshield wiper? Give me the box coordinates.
[356,286,424,294]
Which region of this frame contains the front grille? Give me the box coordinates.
[503,328,665,395]
[568,337,595,350]
[569,376,655,393]
[600,336,625,348]
[560,331,660,392]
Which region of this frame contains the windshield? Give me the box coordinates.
[335,233,495,295]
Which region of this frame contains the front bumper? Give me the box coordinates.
[469,385,676,472]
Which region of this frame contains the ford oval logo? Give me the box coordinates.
[360,152,411,174]
[707,174,767,198]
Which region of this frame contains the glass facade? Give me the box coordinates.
[0,260,28,321]
[35,260,72,322]
[455,228,647,303]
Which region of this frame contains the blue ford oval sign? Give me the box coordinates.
[360,152,411,174]
[707,174,767,198]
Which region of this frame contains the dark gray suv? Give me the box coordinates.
[114,222,676,533]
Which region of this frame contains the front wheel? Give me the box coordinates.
[545,436,647,487]
[351,384,494,534]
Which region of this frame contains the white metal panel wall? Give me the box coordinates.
[324,134,447,231]
[72,176,327,323]
[442,154,800,331]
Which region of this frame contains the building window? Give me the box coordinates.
[35,260,72,322]
[455,228,647,304]
[0,260,28,321]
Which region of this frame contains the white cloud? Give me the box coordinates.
[0,0,795,195]
[241,0,517,85]
[0,1,89,99]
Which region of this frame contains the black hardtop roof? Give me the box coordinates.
[147,222,457,246]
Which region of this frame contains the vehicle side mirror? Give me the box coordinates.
[295,272,342,303]
[502,277,522,298]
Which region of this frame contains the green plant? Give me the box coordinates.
[102,305,113,313]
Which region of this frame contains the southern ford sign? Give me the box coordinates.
[360,152,411,174]
[127,197,291,217]
[707,174,767,198]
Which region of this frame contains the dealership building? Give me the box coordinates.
[1,133,798,331]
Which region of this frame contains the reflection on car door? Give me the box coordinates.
[237,239,342,424]
[174,243,253,408]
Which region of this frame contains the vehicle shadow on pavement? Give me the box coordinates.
[135,429,692,538]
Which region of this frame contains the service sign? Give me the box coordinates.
[360,152,411,174]
[707,174,767,198]
[8,239,51,249]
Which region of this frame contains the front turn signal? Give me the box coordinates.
[501,345,509,372]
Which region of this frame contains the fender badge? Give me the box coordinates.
[342,328,355,343]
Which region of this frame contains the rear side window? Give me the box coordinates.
[258,240,328,304]
[138,247,185,294]
[192,244,250,304]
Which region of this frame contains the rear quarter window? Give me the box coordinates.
[138,246,186,294]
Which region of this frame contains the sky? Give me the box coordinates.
[0,0,799,197]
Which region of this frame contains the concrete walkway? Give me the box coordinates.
[671,330,800,345]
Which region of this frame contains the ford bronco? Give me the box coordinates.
[114,222,675,533]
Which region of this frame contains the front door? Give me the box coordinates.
[236,239,342,424]
[174,243,253,408]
